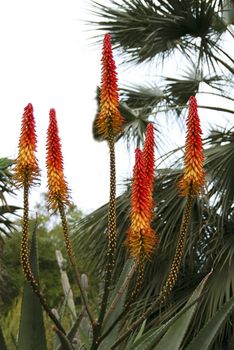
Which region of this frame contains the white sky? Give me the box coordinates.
[0,1,233,214]
[0,0,135,213]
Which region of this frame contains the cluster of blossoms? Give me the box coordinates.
[14,103,39,186]
[95,33,124,139]
[178,96,205,196]
[14,33,205,268]
[46,108,70,210]
[15,105,70,212]
[127,123,158,261]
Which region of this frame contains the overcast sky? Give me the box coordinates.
[0,0,136,213]
[0,0,233,214]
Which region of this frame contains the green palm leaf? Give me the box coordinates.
[187,294,234,350]
[90,0,228,65]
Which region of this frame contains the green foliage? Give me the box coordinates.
[0,325,8,350]
[99,260,134,349]
[0,297,21,349]
[1,198,86,349]
[125,273,210,350]
[0,157,19,243]
[187,295,234,350]
[72,126,234,348]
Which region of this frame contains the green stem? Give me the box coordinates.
[91,127,117,349]
[110,191,194,349]
[21,173,67,335]
[58,201,95,328]
[130,257,145,302]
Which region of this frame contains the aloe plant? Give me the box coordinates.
[5,31,231,350]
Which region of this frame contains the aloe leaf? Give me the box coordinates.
[18,223,47,350]
[99,259,134,349]
[156,272,211,350]
[133,320,147,343]
[53,295,70,349]
[126,272,211,350]
[56,312,83,350]
[0,326,8,350]
[53,328,74,350]
[187,294,234,350]
[78,326,92,348]
[125,320,147,350]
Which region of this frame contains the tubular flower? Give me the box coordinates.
[143,123,155,190]
[14,103,39,186]
[143,123,155,217]
[127,148,157,260]
[178,96,205,196]
[95,33,124,139]
[46,108,70,210]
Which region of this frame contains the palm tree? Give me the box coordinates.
[72,1,234,348]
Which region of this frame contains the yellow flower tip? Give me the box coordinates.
[46,108,70,210]
[95,34,124,139]
[14,103,39,186]
[127,226,158,261]
[178,96,205,196]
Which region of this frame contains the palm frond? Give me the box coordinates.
[92,85,162,148]
[204,127,234,226]
[90,0,228,66]
[164,63,234,105]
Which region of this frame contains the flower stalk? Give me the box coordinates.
[91,34,124,349]
[159,95,205,301]
[46,108,95,327]
[15,104,66,335]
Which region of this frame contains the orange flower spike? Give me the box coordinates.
[15,103,39,186]
[128,148,157,260]
[179,96,205,196]
[96,33,124,139]
[46,108,70,210]
[143,123,155,218]
[131,149,151,229]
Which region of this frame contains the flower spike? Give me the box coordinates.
[128,148,157,260]
[143,123,155,191]
[95,33,124,139]
[15,104,67,335]
[159,96,205,304]
[46,108,70,210]
[14,103,39,186]
[94,35,125,340]
[178,96,205,196]
[143,123,155,218]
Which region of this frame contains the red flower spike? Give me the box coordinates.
[95,33,124,139]
[14,103,39,186]
[178,96,205,196]
[143,123,155,217]
[46,109,70,210]
[127,148,157,260]
[143,123,155,191]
